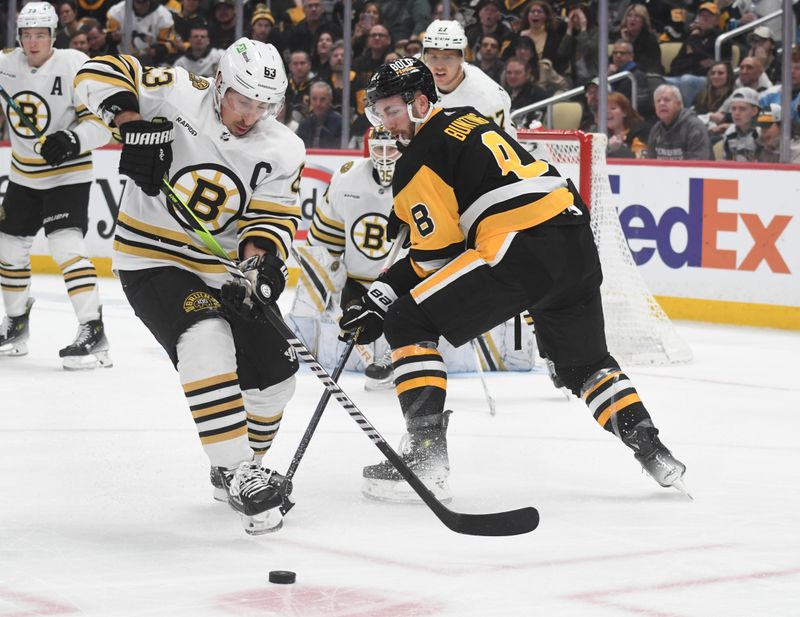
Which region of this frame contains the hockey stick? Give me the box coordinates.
[470,338,497,416]
[0,83,47,151]
[160,178,539,536]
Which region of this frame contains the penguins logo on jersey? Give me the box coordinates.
[168,164,246,233]
[6,90,50,139]
[351,212,389,260]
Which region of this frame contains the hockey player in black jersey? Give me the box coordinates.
[340,57,689,503]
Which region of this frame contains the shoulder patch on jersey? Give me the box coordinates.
[340,161,354,173]
[3,48,14,54]
[188,72,209,90]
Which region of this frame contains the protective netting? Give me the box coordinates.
[520,130,692,366]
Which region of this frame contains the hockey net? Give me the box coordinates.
[517,129,692,366]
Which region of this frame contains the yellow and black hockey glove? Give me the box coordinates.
[118,120,174,197]
[41,130,81,166]
[339,282,396,344]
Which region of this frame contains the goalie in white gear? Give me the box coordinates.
[289,126,537,389]
[75,38,304,534]
[0,2,113,369]
[422,19,515,136]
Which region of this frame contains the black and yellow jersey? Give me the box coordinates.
[384,106,582,295]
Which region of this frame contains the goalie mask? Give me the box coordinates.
[16,2,58,50]
[215,38,287,122]
[367,126,400,187]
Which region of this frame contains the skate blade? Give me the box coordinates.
[212,486,228,503]
[62,350,113,370]
[361,478,452,505]
[240,508,284,535]
[670,477,693,500]
[0,342,28,356]
[364,376,394,391]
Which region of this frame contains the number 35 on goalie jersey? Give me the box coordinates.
[74,55,304,289]
[391,107,578,279]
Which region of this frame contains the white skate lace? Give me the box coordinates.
[68,322,95,348]
[375,349,393,369]
[0,317,10,338]
[234,463,273,498]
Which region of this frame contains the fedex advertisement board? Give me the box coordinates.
[0,146,797,328]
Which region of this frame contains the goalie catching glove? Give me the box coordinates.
[41,130,81,166]
[118,120,174,196]
[339,281,397,344]
[220,253,288,319]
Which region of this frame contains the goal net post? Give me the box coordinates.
[517,129,692,366]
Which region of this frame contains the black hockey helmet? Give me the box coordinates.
[366,57,439,108]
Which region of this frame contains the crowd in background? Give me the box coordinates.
[3,0,800,162]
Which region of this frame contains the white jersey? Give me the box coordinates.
[307,157,393,286]
[0,48,110,189]
[438,63,513,134]
[173,47,225,79]
[75,55,304,289]
[106,1,177,55]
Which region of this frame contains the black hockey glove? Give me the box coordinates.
[220,253,288,319]
[118,120,174,197]
[339,283,396,344]
[41,130,81,166]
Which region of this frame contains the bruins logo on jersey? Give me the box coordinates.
[183,291,221,313]
[188,72,209,90]
[350,212,389,260]
[168,164,247,233]
[6,90,51,139]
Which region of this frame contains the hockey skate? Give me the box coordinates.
[215,462,286,535]
[365,348,394,391]
[624,422,691,498]
[0,298,34,357]
[362,411,452,504]
[544,356,571,400]
[59,307,112,370]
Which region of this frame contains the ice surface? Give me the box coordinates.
[1,275,798,616]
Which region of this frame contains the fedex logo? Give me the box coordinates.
[612,176,792,274]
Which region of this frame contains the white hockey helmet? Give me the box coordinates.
[367,126,400,187]
[16,2,58,48]
[214,38,287,121]
[422,20,467,52]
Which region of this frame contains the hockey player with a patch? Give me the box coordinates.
[105,0,178,64]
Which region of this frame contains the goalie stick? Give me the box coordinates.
[160,178,540,537]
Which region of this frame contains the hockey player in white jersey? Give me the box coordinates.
[0,2,112,369]
[75,38,304,534]
[422,20,514,135]
[290,126,537,389]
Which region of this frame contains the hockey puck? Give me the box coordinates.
[268,570,296,584]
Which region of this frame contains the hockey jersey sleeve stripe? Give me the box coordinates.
[93,54,139,88]
[313,207,346,232]
[74,69,138,97]
[308,223,346,248]
[238,229,292,261]
[248,199,301,216]
[410,249,484,304]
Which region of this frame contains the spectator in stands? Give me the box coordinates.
[517,0,568,74]
[757,104,800,163]
[352,2,382,57]
[609,39,650,113]
[472,34,505,84]
[668,2,729,106]
[209,0,239,51]
[693,61,735,138]
[607,91,650,158]
[171,0,204,45]
[286,50,316,125]
[404,38,423,56]
[75,0,116,22]
[327,40,370,135]
[556,3,599,87]
[513,36,569,98]
[54,1,80,49]
[580,78,601,131]
[735,57,772,92]
[759,47,800,126]
[297,81,343,149]
[723,87,762,161]
[81,18,116,57]
[647,84,713,159]
[250,6,286,56]
[313,31,335,80]
[370,0,431,42]
[69,29,90,53]
[746,26,780,85]
[465,0,515,63]
[289,0,342,54]
[504,56,547,127]
[615,4,662,74]
[352,24,393,80]
[173,24,223,77]
[106,0,178,65]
